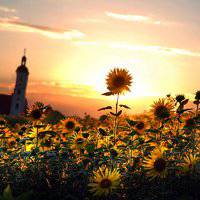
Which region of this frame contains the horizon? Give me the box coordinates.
[0,0,200,116]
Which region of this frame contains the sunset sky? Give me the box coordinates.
[0,0,199,116]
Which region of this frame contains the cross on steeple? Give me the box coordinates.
[21,48,27,66]
[24,48,26,56]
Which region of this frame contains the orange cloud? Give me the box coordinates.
[73,40,200,57]
[109,42,200,57]
[106,11,172,26]
[0,6,16,13]
[0,17,85,40]
[0,81,100,99]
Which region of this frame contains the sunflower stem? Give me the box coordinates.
[113,94,119,145]
[196,103,199,117]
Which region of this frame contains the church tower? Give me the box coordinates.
[10,51,29,116]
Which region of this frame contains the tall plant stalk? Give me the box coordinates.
[113,94,119,145]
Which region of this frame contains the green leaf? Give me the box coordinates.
[126,119,137,126]
[99,115,108,121]
[145,129,159,133]
[98,128,108,136]
[102,92,113,96]
[110,112,116,116]
[193,100,199,105]
[98,106,112,111]
[178,108,193,114]
[181,99,189,105]
[116,110,122,116]
[86,144,95,153]
[129,130,138,136]
[16,191,33,200]
[119,104,131,109]
[3,185,13,200]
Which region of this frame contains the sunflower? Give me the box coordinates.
[184,117,196,129]
[151,98,174,120]
[106,68,132,94]
[110,146,123,159]
[195,90,200,100]
[26,125,52,151]
[88,167,121,197]
[182,154,199,173]
[61,117,78,133]
[175,94,185,103]
[7,139,17,150]
[143,147,168,179]
[28,106,44,121]
[70,133,86,150]
[134,120,147,134]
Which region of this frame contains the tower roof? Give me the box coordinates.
[16,50,29,74]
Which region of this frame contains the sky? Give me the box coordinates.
[0,0,199,116]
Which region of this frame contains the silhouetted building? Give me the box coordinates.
[0,52,29,116]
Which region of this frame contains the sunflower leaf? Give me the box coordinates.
[3,185,14,200]
[181,99,189,105]
[126,119,137,126]
[98,106,112,111]
[110,112,116,116]
[116,110,122,116]
[102,92,114,96]
[119,104,131,109]
[98,128,108,136]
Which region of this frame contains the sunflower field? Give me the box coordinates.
[0,68,199,200]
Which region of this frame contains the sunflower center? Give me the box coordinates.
[100,178,112,189]
[185,118,195,127]
[65,121,75,130]
[31,109,42,119]
[76,138,84,144]
[188,164,193,169]
[110,149,118,157]
[136,121,145,130]
[0,120,5,126]
[154,158,166,172]
[155,106,170,119]
[112,76,126,88]
[9,141,16,147]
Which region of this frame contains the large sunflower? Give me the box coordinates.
[151,98,174,120]
[143,147,168,179]
[70,133,86,150]
[88,167,121,197]
[61,117,78,133]
[106,68,132,94]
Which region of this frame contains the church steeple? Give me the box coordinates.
[16,49,29,74]
[10,50,29,116]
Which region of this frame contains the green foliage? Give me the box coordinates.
[0,94,199,199]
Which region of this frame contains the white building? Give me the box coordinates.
[0,52,29,116]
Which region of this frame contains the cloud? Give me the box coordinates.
[0,17,85,40]
[73,40,200,57]
[0,6,16,13]
[109,42,200,57]
[106,11,170,25]
[0,81,100,99]
[77,18,105,24]
[74,41,100,46]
